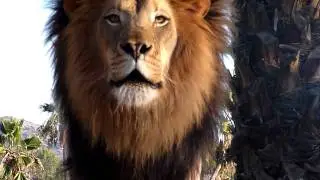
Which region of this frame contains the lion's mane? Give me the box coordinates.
[46,0,234,179]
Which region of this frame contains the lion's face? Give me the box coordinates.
[96,0,178,106]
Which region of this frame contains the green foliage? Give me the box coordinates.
[0,119,23,147]
[23,137,42,151]
[222,120,233,135]
[14,172,27,180]
[30,148,63,180]
[0,118,43,180]
[38,103,60,147]
[39,103,55,113]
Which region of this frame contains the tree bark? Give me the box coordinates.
[229,0,320,179]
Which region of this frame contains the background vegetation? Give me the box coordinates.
[0,116,63,180]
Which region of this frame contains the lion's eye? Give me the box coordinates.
[105,14,121,25]
[154,15,169,27]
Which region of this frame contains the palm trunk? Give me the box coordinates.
[229,0,320,179]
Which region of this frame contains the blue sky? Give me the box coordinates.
[0,1,235,125]
[0,0,53,124]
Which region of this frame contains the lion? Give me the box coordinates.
[46,0,234,179]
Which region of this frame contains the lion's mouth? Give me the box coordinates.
[110,70,162,89]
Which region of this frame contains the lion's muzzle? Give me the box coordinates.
[109,39,163,89]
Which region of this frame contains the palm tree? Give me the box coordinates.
[0,118,43,180]
[228,0,320,179]
[38,103,63,148]
[38,103,68,180]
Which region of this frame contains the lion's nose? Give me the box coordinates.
[119,42,152,59]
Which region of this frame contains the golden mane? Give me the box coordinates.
[49,0,234,166]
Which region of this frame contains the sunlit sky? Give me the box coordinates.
[0,1,235,125]
[0,0,53,125]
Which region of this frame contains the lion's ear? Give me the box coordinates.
[63,0,80,16]
[189,0,211,17]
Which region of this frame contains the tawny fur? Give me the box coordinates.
[47,0,235,174]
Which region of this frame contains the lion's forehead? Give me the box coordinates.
[102,0,172,15]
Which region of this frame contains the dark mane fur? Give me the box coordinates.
[45,0,235,179]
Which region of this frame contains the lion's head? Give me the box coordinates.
[86,0,178,106]
[51,0,233,163]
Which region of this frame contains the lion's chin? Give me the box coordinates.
[111,85,159,107]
